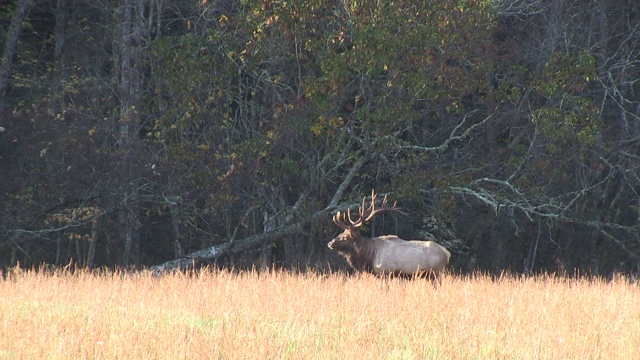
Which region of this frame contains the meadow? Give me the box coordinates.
[1,268,639,359]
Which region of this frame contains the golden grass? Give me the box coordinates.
[1,269,639,359]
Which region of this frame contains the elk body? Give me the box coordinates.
[328,191,451,278]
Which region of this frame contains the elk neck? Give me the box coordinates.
[343,235,377,273]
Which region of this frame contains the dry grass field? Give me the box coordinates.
[1,268,639,359]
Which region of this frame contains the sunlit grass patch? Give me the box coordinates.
[1,269,639,359]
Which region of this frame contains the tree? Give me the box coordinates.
[449,0,640,274]
[149,0,496,273]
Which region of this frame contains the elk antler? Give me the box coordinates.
[332,189,407,230]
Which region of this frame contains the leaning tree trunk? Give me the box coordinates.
[149,147,369,275]
[150,185,346,275]
[149,222,306,275]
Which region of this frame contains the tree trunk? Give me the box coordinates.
[10,245,18,267]
[87,217,98,269]
[53,0,66,80]
[523,219,541,276]
[115,0,146,267]
[0,0,32,108]
[119,206,140,267]
[259,244,272,271]
[55,236,63,266]
[170,202,184,258]
[74,236,82,266]
[149,206,337,275]
[283,235,303,269]
[117,0,145,144]
[259,211,275,271]
[490,220,505,275]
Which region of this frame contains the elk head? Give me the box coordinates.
[328,190,405,251]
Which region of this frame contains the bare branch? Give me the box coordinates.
[399,111,490,154]
[492,0,550,16]
[327,152,368,209]
[446,179,640,259]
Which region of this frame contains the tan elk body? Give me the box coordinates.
[328,191,451,277]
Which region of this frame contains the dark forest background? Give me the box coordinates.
[1,0,639,276]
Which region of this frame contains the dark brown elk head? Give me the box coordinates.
[328,190,451,277]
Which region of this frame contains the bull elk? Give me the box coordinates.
[328,190,451,278]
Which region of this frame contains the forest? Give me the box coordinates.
[1,0,639,276]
